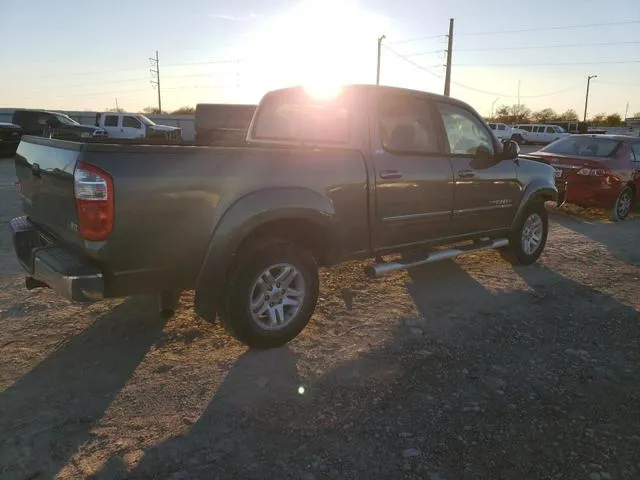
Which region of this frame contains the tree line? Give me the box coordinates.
[491,104,640,127]
[111,104,640,125]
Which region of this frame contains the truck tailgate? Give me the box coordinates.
[14,136,83,248]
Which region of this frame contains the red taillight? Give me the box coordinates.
[74,161,114,241]
[576,167,609,177]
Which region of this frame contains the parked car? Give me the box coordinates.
[512,124,569,145]
[95,112,182,140]
[0,122,23,157]
[520,134,640,220]
[488,122,527,144]
[12,109,106,140]
[9,84,557,348]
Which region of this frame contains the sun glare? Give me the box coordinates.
[247,0,389,93]
[304,82,343,100]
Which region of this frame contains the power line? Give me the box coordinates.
[386,34,447,45]
[458,19,640,36]
[385,45,585,98]
[595,80,640,87]
[451,82,583,99]
[455,60,640,67]
[399,49,444,57]
[383,45,442,78]
[455,40,640,52]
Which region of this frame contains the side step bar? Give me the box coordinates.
[364,238,509,278]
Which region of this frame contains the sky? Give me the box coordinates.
[1,0,639,118]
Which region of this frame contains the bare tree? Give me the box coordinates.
[531,108,557,123]
[171,106,195,114]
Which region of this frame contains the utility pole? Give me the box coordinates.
[115,98,119,111]
[376,35,386,85]
[624,101,629,121]
[583,74,597,122]
[490,97,500,120]
[443,18,454,96]
[149,50,162,113]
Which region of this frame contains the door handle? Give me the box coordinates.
[458,169,475,178]
[32,163,41,178]
[379,170,402,179]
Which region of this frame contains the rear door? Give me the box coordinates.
[436,101,521,234]
[371,90,454,250]
[101,114,122,137]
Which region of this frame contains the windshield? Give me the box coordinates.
[554,126,566,133]
[55,114,79,125]
[540,136,621,158]
[138,115,155,126]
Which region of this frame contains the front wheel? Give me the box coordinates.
[500,203,549,265]
[222,240,320,349]
[611,187,633,221]
[511,134,524,145]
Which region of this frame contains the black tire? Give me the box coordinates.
[611,187,633,222]
[511,134,524,145]
[222,239,319,349]
[500,202,549,265]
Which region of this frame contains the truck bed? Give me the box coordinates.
[13,135,370,297]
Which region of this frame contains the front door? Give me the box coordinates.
[436,102,521,235]
[372,91,454,251]
[122,115,145,138]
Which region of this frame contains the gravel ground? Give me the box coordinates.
[0,156,639,480]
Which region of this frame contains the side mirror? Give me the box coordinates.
[474,145,493,161]
[501,139,520,160]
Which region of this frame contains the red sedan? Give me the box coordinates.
[521,135,640,221]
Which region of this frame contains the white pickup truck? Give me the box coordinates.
[488,122,527,144]
[95,112,182,140]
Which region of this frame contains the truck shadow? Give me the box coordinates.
[96,260,639,479]
[0,296,168,480]
[549,211,640,267]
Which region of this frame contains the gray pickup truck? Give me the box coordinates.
[9,84,557,348]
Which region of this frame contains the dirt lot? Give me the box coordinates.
[1,156,639,480]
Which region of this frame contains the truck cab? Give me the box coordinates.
[95,112,182,140]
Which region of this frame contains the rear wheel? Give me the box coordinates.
[611,187,633,221]
[511,134,524,145]
[501,202,549,265]
[221,239,319,349]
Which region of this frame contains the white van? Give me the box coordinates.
[512,124,569,145]
[95,112,182,140]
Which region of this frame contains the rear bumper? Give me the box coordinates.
[557,180,620,209]
[9,216,104,302]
